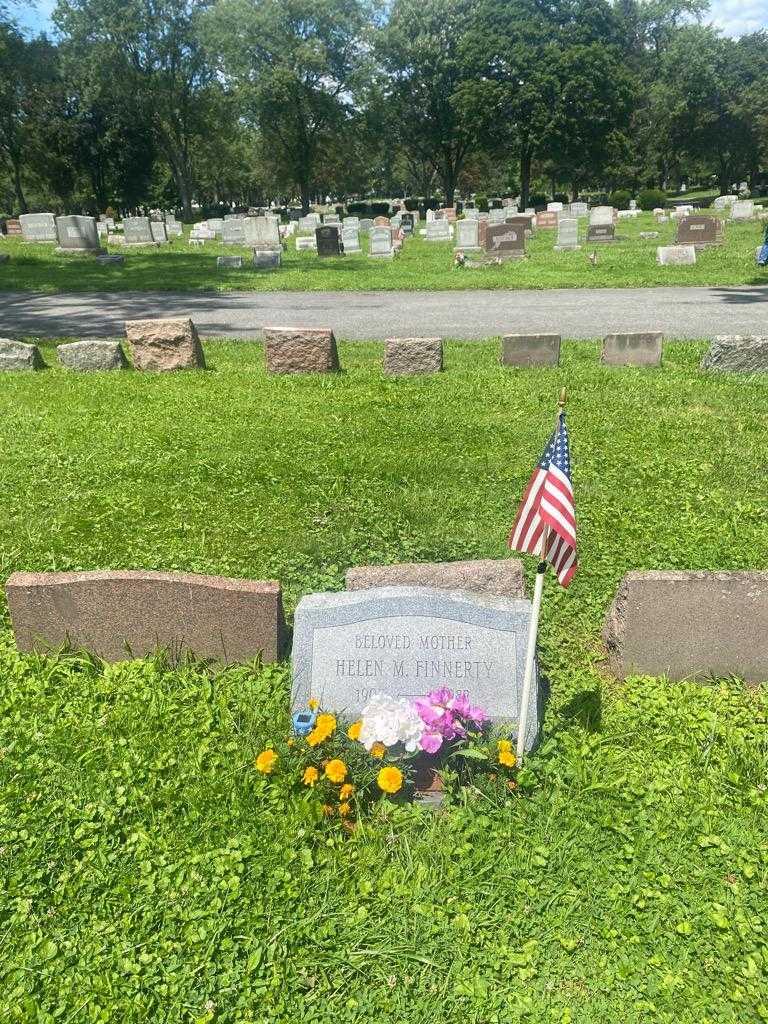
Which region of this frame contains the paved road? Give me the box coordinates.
[2,286,766,340]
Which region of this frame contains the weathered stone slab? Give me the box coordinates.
[383,337,443,376]
[346,558,526,599]
[502,334,561,367]
[263,326,339,374]
[291,586,540,748]
[123,217,155,245]
[55,215,103,252]
[604,570,768,684]
[19,213,58,242]
[95,254,124,266]
[656,245,696,266]
[587,224,615,243]
[601,332,663,367]
[676,215,720,247]
[253,250,281,270]
[6,570,286,665]
[217,255,243,270]
[700,335,768,373]
[58,339,127,371]
[125,317,206,372]
[0,338,45,371]
[150,221,168,243]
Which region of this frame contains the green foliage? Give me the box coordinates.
[474,192,489,211]
[1,339,768,1020]
[639,187,667,211]
[610,189,632,209]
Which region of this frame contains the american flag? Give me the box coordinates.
[508,411,577,587]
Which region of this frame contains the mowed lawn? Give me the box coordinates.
[0,212,767,292]
[1,340,768,1023]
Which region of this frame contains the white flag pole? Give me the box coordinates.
[515,388,566,765]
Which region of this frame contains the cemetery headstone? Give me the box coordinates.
[656,245,696,266]
[369,226,395,258]
[244,216,281,250]
[95,254,124,266]
[57,339,127,371]
[345,558,526,600]
[455,218,481,251]
[700,335,768,373]
[485,223,526,260]
[290,586,541,750]
[400,212,414,235]
[217,255,243,270]
[19,213,58,242]
[604,570,768,684]
[316,225,341,257]
[341,225,362,253]
[5,219,22,236]
[383,337,443,376]
[252,250,281,271]
[589,206,615,226]
[569,202,588,218]
[125,317,206,372]
[295,236,316,252]
[0,338,45,371]
[601,332,663,367]
[676,215,720,247]
[587,224,615,243]
[222,220,246,245]
[501,334,561,367]
[123,216,155,245]
[6,570,287,665]
[55,215,103,253]
[150,221,168,243]
[535,211,558,229]
[546,202,563,213]
[359,219,374,233]
[425,220,452,242]
[554,217,579,251]
[263,327,340,374]
[731,200,755,221]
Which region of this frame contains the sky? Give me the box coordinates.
[13,0,768,37]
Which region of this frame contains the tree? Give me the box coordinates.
[207,0,370,213]
[376,0,487,207]
[55,0,216,219]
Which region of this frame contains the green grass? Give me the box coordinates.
[1,212,766,292]
[1,339,768,1022]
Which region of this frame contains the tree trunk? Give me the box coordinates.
[299,179,311,215]
[520,148,532,209]
[12,155,28,214]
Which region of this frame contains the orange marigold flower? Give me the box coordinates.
[370,742,386,759]
[308,698,319,711]
[498,750,516,768]
[377,766,403,794]
[497,739,512,753]
[347,720,362,741]
[302,766,319,787]
[306,728,323,747]
[314,713,337,739]
[324,759,347,784]
[255,749,278,774]
[339,783,354,800]
[338,802,352,817]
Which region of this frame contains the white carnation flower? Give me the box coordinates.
[359,692,425,753]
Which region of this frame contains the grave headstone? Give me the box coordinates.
[587,224,615,243]
[58,340,127,371]
[546,202,564,213]
[341,225,362,253]
[217,255,243,270]
[676,215,720,247]
[400,212,414,235]
[244,216,281,250]
[222,220,246,245]
[125,317,206,372]
[0,338,45,371]
[656,245,696,265]
[19,213,58,242]
[252,250,281,271]
[700,335,768,373]
[604,570,768,684]
[150,221,168,243]
[501,334,561,367]
[359,218,374,233]
[535,211,558,229]
[554,217,579,251]
[290,586,540,750]
[55,215,103,253]
[5,219,22,236]
[6,571,286,665]
[485,223,526,259]
[569,202,589,218]
[601,332,663,367]
[95,254,124,266]
[383,337,443,376]
[295,235,316,252]
[455,218,481,251]
[206,218,224,235]
[316,225,341,257]
[425,220,452,242]
[346,559,526,600]
[589,206,615,226]
[123,216,155,245]
[369,226,395,258]
[263,327,340,374]
[731,200,755,221]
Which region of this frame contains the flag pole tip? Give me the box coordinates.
[558,387,567,410]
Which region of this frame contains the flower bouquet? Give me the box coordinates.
[253,688,518,826]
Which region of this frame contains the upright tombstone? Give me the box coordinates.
[656,245,696,266]
[484,223,526,260]
[55,215,103,253]
[569,201,589,218]
[455,218,481,252]
[6,570,287,665]
[346,558,526,600]
[554,217,579,251]
[206,218,224,236]
[315,225,341,257]
[125,317,206,372]
[150,221,168,243]
[123,216,155,245]
[535,211,558,229]
[501,334,561,368]
[290,586,541,751]
[546,201,564,213]
[676,215,721,247]
[19,213,58,243]
[383,337,443,376]
[4,218,22,236]
[587,224,615,244]
[244,216,281,251]
[601,332,663,367]
[400,212,415,235]
[603,570,768,684]
[589,206,615,227]
[222,219,246,245]
[369,225,395,259]
[263,326,340,374]
[731,200,755,221]
[425,220,452,242]
[341,225,362,254]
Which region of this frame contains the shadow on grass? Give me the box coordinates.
[557,687,602,733]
